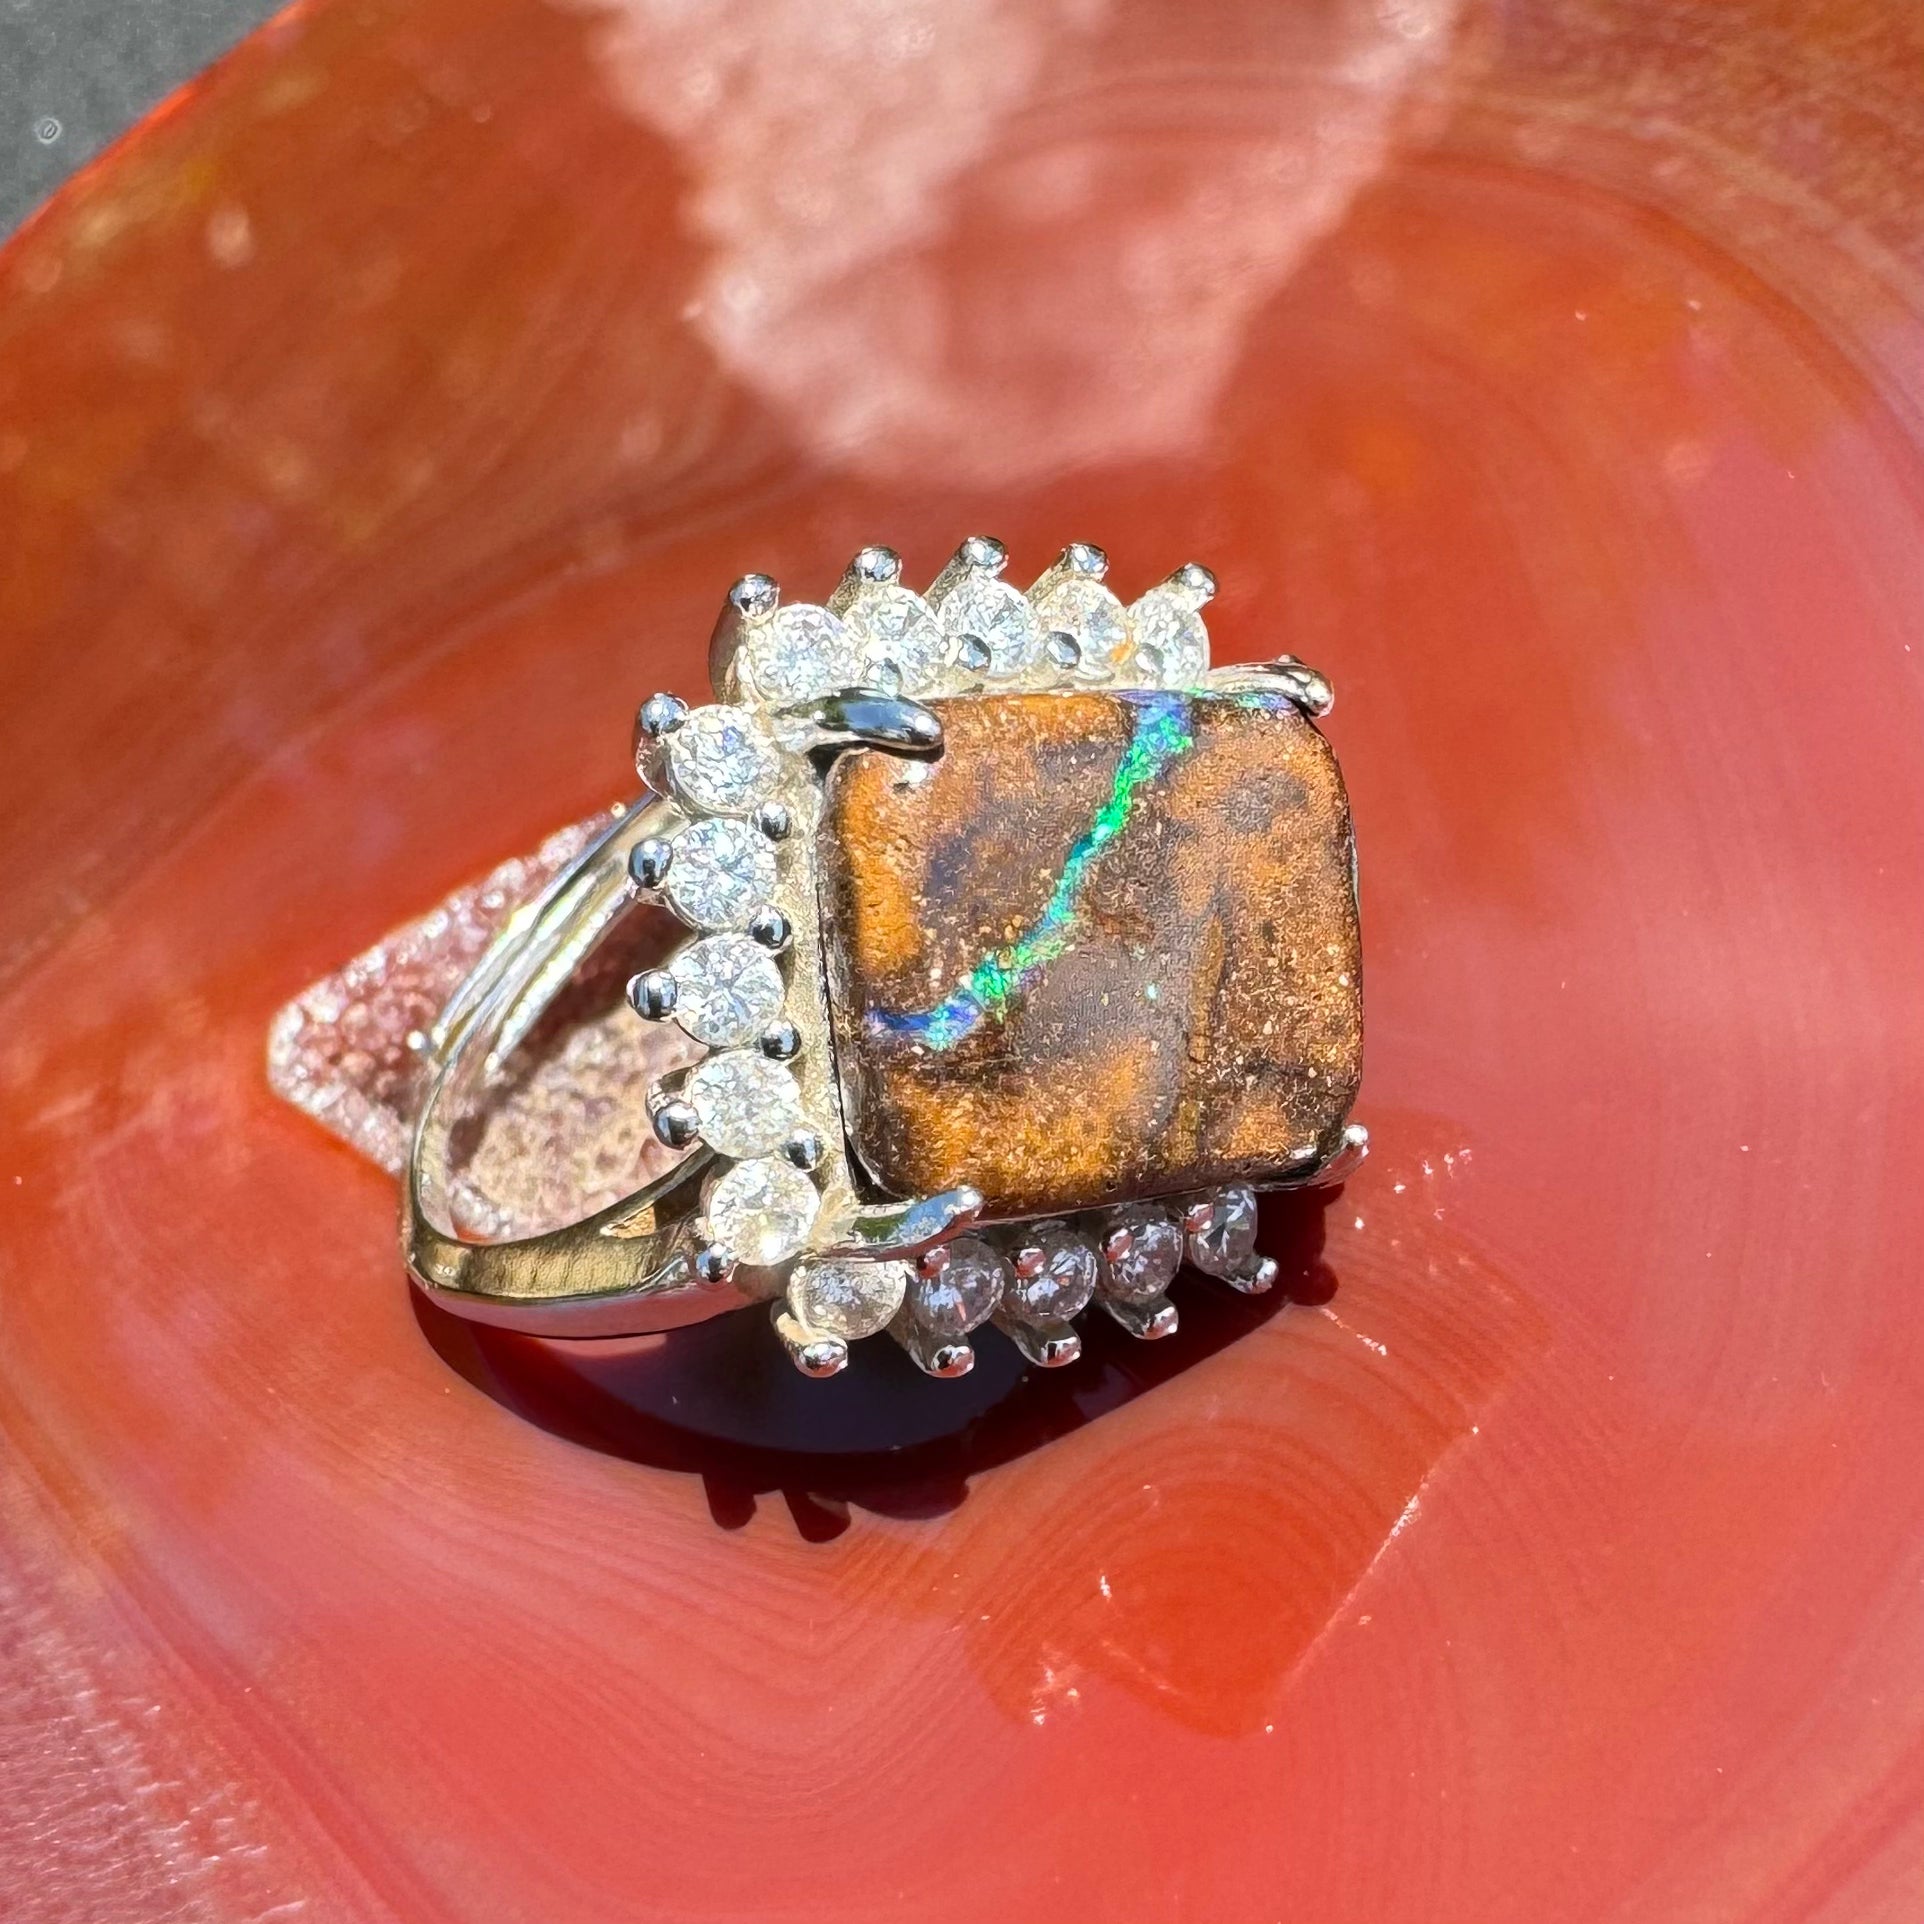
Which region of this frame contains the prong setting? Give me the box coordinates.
[748,905,792,954]
[731,573,780,621]
[635,691,688,753]
[780,1130,824,1171]
[694,1243,738,1286]
[626,968,678,1022]
[1044,630,1082,675]
[628,837,673,894]
[774,689,944,761]
[758,1018,801,1060]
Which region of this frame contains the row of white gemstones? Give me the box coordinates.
[630,695,822,1273]
[729,537,1214,708]
[793,1184,1276,1371]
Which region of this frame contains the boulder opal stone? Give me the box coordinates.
[818,689,1362,1217]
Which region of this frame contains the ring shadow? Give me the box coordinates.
[413,1187,1342,1540]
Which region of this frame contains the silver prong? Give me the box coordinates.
[822,1185,984,1261]
[633,693,688,784]
[753,799,792,842]
[748,905,792,954]
[1100,1222,1135,1264]
[926,534,1008,607]
[627,837,674,894]
[1307,1121,1369,1188]
[780,1130,824,1171]
[637,692,689,739]
[894,1320,975,1378]
[759,1018,801,1061]
[1160,561,1217,609]
[1209,655,1334,718]
[1044,630,1081,675]
[694,1243,738,1286]
[827,547,904,619]
[995,1312,1080,1369]
[651,1097,700,1149]
[707,572,780,697]
[1103,1293,1179,1340]
[955,634,993,682]
[731,573,780,619]
[1226,1255,1279,1295]
[1027,542,1109,604]
[773,689,943,762]
[626,968,677,1022]
[774,1306,847,1378]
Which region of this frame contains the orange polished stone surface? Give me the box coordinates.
[3,2,1924,1920]
[820,689,1362,1216]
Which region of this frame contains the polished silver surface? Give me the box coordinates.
[627,836,674,893]
[773,1304,847,1378]
[1102,1294,1180,1340]
[773,688,944,761]
[627,968,677,1021]
[996,1313,1081,1369]
[758,1018,801,1060]
[820,1185,986,1262]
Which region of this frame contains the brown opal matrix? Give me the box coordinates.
[817,688,1362,1217]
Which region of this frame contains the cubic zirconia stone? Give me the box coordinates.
[1188,1184,1259,1277]
[663,817,777,930]
[1033,576,1129,680]
[669,934,785,1047]
[666,704,780,815]
[842,584,948,693]
[1130,589,1209,686]
[741,604,862,706]
[687,1050,804,1158]
[909,1235,1006,1337]
[1101,1211,1184,1302]
[705,1157,818,1266]
[789,1258,909,1339]
[1008,1225,1099,1325]
[936,575,1042,679]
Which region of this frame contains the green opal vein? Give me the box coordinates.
[867,692,1195,1050]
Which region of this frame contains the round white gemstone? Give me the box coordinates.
[665,704,780,815]
[687,1050,804,1158]
[842,583,948,693]
[663,817,777,930]
[1131,589,1209,686]
[705,1157,818,1266]
[1033,576,1129,680]
[909,1235,1005,1337]
[789,1258,909,1340]
[669,934,785,1047]
[1007,1225,1099,1325]
[938,575,1042,679]
[741,604,862,706]
[1188,1184,1259,1277]
[1102,1211,1184,1303]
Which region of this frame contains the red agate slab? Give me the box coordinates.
[2,0,1923,1920]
